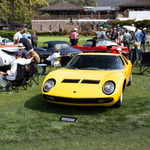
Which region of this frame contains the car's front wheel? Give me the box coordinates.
[112,92,123,108]
[127,74,132,86]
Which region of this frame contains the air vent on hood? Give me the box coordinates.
[62,79,80,83]
[81,80,100,84]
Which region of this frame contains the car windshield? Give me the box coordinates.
[42,43,49,49]
[66,55,124,70]
[97,39,118,46]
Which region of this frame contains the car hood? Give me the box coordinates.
[47,68,124,81]
[43,68,125,98]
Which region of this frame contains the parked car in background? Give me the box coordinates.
[34,41,82,65]
[42,53,132,107]
[0,37,14,45]
[72,38,129,57]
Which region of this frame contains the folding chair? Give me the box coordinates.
[27,62,39,87]
[6,64,27,92]
[139,52,150,75]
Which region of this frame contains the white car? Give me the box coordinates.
[83,38,118,47]
[0,48,18,67]
[0,37,14,45]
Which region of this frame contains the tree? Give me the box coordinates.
[0,0,49,30]
[47,0,97,7]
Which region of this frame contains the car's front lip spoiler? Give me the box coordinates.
[43,94,114,104]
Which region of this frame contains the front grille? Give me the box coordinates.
[43,95,113,104]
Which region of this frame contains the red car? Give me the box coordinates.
[73,38,129,57]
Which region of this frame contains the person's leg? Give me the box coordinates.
[0,74,7,87]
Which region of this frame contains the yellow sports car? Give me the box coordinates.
[42,53,132,107]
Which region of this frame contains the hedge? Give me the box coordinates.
[0,30,15,41]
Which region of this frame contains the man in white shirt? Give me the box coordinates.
[46,48,61,67]
[0,51,34,91]
[13,28,23,44]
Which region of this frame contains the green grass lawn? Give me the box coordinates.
[0,36,149,150]
[37,35,93,46]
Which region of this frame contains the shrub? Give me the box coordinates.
[0,30,15,41]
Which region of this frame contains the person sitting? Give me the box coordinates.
[18,43,29,59]
[46,48,61,67]
[0,51,34,91]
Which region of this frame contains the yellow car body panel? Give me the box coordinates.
[41,53,132,106]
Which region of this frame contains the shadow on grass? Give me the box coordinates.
[24,94,108,115]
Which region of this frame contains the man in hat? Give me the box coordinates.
[0,51,34,91]
[18,43,29,59]
[18,42,40,63]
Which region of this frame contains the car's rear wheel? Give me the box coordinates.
[112,92,123,108]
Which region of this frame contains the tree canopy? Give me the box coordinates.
[47,0,97,7]
[0,0,97,30]
[0,0,49,29]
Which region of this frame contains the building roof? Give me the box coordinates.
[118,0,150,7]
[40,1,83,11]
[83,6,116,11]
[96,0,133,6]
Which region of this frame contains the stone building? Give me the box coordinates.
[31,0,150,32]
[31,1,116,33]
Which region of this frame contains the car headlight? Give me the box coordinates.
[43,79,55,92]
[102,81,115,95]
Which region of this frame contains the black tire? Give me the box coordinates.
[127,74,132,86]
[112,92,123,108]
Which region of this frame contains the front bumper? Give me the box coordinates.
[43,94,114,106]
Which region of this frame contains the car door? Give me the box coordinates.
[120,55,132,83]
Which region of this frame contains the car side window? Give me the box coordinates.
[62,43,69,48]
[55,44,63,49]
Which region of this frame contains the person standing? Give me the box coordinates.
[141,28,147,52]
[70,28,79,46]
[96,27,106,39]
[14,32,40,63]
[110,28,118,42]
[134,28,144,46]
[13,28,22,44]
[22,28,32,44]
[123,30,132,49]
[129,42,144,64]
[19,38,33,52]
[31,32,38,48]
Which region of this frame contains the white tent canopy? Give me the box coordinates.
[122,25,136,32]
